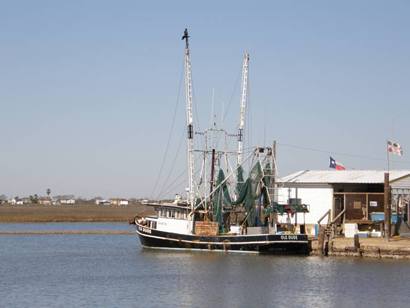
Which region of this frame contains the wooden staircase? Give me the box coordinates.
[317,208,346,256]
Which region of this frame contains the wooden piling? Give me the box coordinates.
[354,234,360,251]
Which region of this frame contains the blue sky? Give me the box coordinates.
[1,0,410,198]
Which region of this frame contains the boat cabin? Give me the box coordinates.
[156,205,189,220]
[146,204,193,235]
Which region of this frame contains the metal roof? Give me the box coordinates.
[279,170,410,184]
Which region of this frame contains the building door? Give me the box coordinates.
[333,195,344,224]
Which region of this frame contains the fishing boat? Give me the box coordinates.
[134,29,309,254]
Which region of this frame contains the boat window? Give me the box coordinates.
[152,221,157,229]
[170,210,175,218]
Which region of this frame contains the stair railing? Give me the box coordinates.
[330,208,346,238]
[317,208,346,255]
[317,209,331,226]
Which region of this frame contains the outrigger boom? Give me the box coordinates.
[183,28,195,211]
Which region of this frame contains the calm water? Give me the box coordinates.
[1,223,410,308]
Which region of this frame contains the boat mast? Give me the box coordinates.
[237,52,249,166]
[182,28,195,209]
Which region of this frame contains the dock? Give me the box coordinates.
[311,237,410,259]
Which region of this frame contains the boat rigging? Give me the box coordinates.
[134,29,310,254]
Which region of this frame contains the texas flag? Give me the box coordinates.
[329,156,346,170]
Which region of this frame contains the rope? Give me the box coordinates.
[156,130,185,199]
[156,155,204,200]
[192,78,201,132]
[190,151,255,213]
[157,164,205,200]
[150,58,184,198]
[222,65,242,122]
[212,63,242,150]
[157,169,187,199]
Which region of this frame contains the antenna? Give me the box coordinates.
[237,52,249,166]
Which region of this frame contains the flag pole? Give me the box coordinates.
[385,140,390,240]
[386,140,390,173]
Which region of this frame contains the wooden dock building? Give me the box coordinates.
[277,170,410,236]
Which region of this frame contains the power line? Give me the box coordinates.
[278,142,410,165]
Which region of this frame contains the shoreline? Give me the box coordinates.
[2,205,410,260]
[0,230,134,235]
[0,204,153,223]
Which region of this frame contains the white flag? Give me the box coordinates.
[387,140,403,156]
